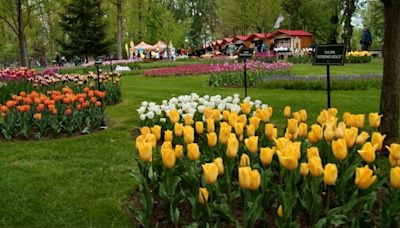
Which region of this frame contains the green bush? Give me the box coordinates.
[288,55,312,64]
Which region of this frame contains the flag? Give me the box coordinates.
[274,15,285,29]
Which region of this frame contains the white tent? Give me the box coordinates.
[135,41,155,50]
[153,41,167,49]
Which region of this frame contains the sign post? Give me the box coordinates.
[239,48,254,98]
[95,56,104,91]
[313,44,346,108]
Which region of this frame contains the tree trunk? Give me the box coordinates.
[138,0,143,41]
[17,0,29,67]
[380,0,400,144]
[343,0,356,51]
[117,0,123,59]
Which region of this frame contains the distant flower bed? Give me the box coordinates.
[346,51,372,63]
[0,68,36,81]
[143,61,292,77]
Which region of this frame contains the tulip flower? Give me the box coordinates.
[358,142,377,163]
[202,163,219,184]
[239,167,251,189]
[164,130,173,142]
[386,143,400,160]
[307,147,320,160]
[187,143,201,161]
[137,142,152,162]
[355,165,377,190]
[344,127,358,148]
[293,112,301,123]
[309,157,324,177]
[324,163,338,185]
[212,109,220,122]
[369,112,382,128]
[356,131,369,145]
[140,126,151,137]
[260,147,274,166]
[267,106,273,119]
[151,125,161,140]
[274,137,290,151]
[245,136,258,153]
[371,132,386,151]
[284,106,291,118]
[219,124,232,145]
[343,112,354,127]
[328,108,338,117]
[389,154,400,167]
[265,123,275,139]
[390,167,400,188]
[298,123,308,138]
[228,111,238,127]
[238,114,247,125]
[248,169,261,190]
[246,124,256,137]
[277,149,298,171]
[174,123,183,137]
[195,121,204,134]
[255,108,269,122]
[161,148,176,168]
[234,122,244,136]
[161,141,173,151]
[226,133,239,159]
[213,157,224,175]
[311,124,323,141]
[334,122,346,139]
[249,116,261,129]
[240,154,251,167]
[277,205,283,217]
[206,118,215,133]
[207,132,217,147]
[324,126,334,142]
[204,108,213,120]
[183,126,194,144]
[332,138,348,161]
[198,188,209,204]
[222,110,230,121]
[145,134,157,148]
[287,118,298,134]
[354,114,365,128]
[240,102,251,114]
[175,145,184,158]
[300,163,309,176]
[299,109,307,122]
[184,114,193,126]
[168,109,180,124]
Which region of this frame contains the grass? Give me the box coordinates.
[0,61,384,226]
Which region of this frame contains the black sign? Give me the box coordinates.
[239,48,254,59]
[313,44,346,66]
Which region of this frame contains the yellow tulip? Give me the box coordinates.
[238,114,247,125]
[238,167,252,189]
[213,157,224,175]
[137,142,152,162]
[307,147,320,160]
[135,135,145,149]
[198,188,209,204]
[164,130,173,142]
[332,138,348,161]
[265,123,275,138]
[168,109,180,124]
[300,163,309,176]
[207,132,217,147]
[219,124,232,145]
[245,136,258,153]
[324,126,334,142]
[287,118,298,134]
[354,114,365,128]
[161,148,176,168]
[249,116,261,129]
[151,125,161,140]
[317,110,329,125]
[183,126,194,144]
[228,111,238,127]
[309,157,324,177]
[356,131,370,145]
[271,128,278,140]
[343,112,354,127]
[311,124,323,141]
[161,141,173,151]
[248,169,261,190]
[284,106,291,118]
[222,110,230,121]
[233,122,244,136]
[260,147,274,166]
[240,154,250,167]
[212,109,220,122]
[358,142,377,163]
[140,126,151,137]
[389,154,399,167]
[369,112,382,128]
[226,133,239,159]
[184,114,193,126]
[328,108,338,117]
[371,132,386,151]
[174,123,183,137]
[202,163,219,184]
[293,112,301,122]
[206,118,215,133]
[204,108,213,120]
[299,109,307,122]
[274,137,290,151]
[334,122,346,139]
[246,124,256,137]
[255,108,269,122]
[298,123,308,138]
[390,167,400,188]
[195,121,204,134]
[240,102,251,114]
[386,143,400,160]
[324,163,338,186]
[145,133,157,148]
[277,150,298,171]
[325,116,338,129]
[187,143,201,161]
[344,127,358,148]
[175,145,184,158]
[277,205,283,218]
[267,106,273,119]
[355,165,377,190]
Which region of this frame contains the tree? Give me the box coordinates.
[117,0,122,59]
[361,0,384,49]
[0,0,35,66]
[281,0,303,30]
[379,0,400,144]
[59,0,111,61]
[342,0,357,50]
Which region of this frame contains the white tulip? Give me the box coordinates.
[160,118,166,123]
[140,114,146,121]
[137,107,146,114]
[141,101,149,107]
[146,112,155,119]
[198,105,205,113]
[217,103,225,112]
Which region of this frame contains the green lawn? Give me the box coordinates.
[0,62,384,227]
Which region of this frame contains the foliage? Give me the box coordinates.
[288,55,312,64]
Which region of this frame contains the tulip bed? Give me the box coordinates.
[133,93,400,227]
[346,51,372,63]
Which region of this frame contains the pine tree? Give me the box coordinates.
[59,0,110,61]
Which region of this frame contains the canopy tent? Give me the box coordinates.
[135,41,155,50]
[153,40,167,49]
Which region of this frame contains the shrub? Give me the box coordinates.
[346,51,372,63]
